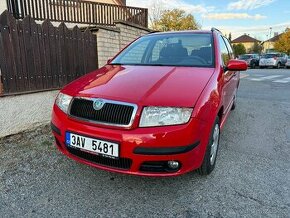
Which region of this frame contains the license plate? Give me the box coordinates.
[66,132,119,158]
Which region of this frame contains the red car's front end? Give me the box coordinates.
[52,103,209,176]
[51,64,215,176]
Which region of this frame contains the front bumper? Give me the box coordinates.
[51,105,209,177]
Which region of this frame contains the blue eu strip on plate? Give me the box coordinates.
[66,132,71,145]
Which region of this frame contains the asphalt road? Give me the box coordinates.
[1,68,290,217]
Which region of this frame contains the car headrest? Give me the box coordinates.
[191,47,212,63]
[160,44,188,58]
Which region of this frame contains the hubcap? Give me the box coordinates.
[210,124,220,165]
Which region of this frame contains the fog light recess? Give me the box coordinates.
[167,161,180,170]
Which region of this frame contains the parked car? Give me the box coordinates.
[286,57,290,69]
[51,29,247,177]
[259,53,288,68]
[238,54,260,68]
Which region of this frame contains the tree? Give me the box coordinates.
[250,41,262,54]
[149,1,165,30]
[151,9,201,31]
[274,29,290,55]
[228,33,232,42]
[233,43,246,56]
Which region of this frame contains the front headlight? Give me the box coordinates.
[55,93,73,114]
[139,107,193,127]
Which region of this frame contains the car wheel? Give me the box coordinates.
[231,96,236,110]
[251,62,256,69]
[198,117,220,175]
[276,62,281,69]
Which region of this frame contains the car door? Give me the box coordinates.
[219,36,237,113]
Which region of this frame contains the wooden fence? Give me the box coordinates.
[0,10,97,95]
[6,0,148,28]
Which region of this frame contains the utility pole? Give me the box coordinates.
[268,27,272,52]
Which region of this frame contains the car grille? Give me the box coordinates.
[69,98,136,127]
[67,146,132,170]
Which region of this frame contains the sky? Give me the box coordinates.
[127,0,290,41]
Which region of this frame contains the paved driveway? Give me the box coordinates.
[1,69,290,217]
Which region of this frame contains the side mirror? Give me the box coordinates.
[107,58,112,65]
[227,59,248,71]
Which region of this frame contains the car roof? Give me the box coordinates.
[148,30,213,36]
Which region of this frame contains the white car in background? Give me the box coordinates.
[259,53,288,69]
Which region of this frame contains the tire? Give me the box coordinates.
[231,96,236,110]
[198,117,220,175]
[231,88,238,110]
[251,62,256,69]
[287,66,290,69]
[260,66,265,69]
[275,62,281,69]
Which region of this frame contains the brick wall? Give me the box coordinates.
[90,21,152,67]
[94,27,121,67]
[116,21,150,49]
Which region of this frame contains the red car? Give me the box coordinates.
[51,29,247,176]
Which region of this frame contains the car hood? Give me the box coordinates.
[62,65,215,107]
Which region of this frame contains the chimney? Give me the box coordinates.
[274,32,278,37]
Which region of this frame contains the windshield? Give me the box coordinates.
[264,54,278,58]
[111,33,214,67]
[239,55,252,60]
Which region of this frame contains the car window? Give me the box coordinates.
[151,40,166,62]
[265,54,277,58]
[223,37,234,59]
[112,33,214,67]
[218,36,230,66]
[239,55,251,60]
[117,39,150,64]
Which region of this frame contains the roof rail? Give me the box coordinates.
[211,27,222,34]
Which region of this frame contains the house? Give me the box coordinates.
[231,34,261,53]
[261,33,282,53]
